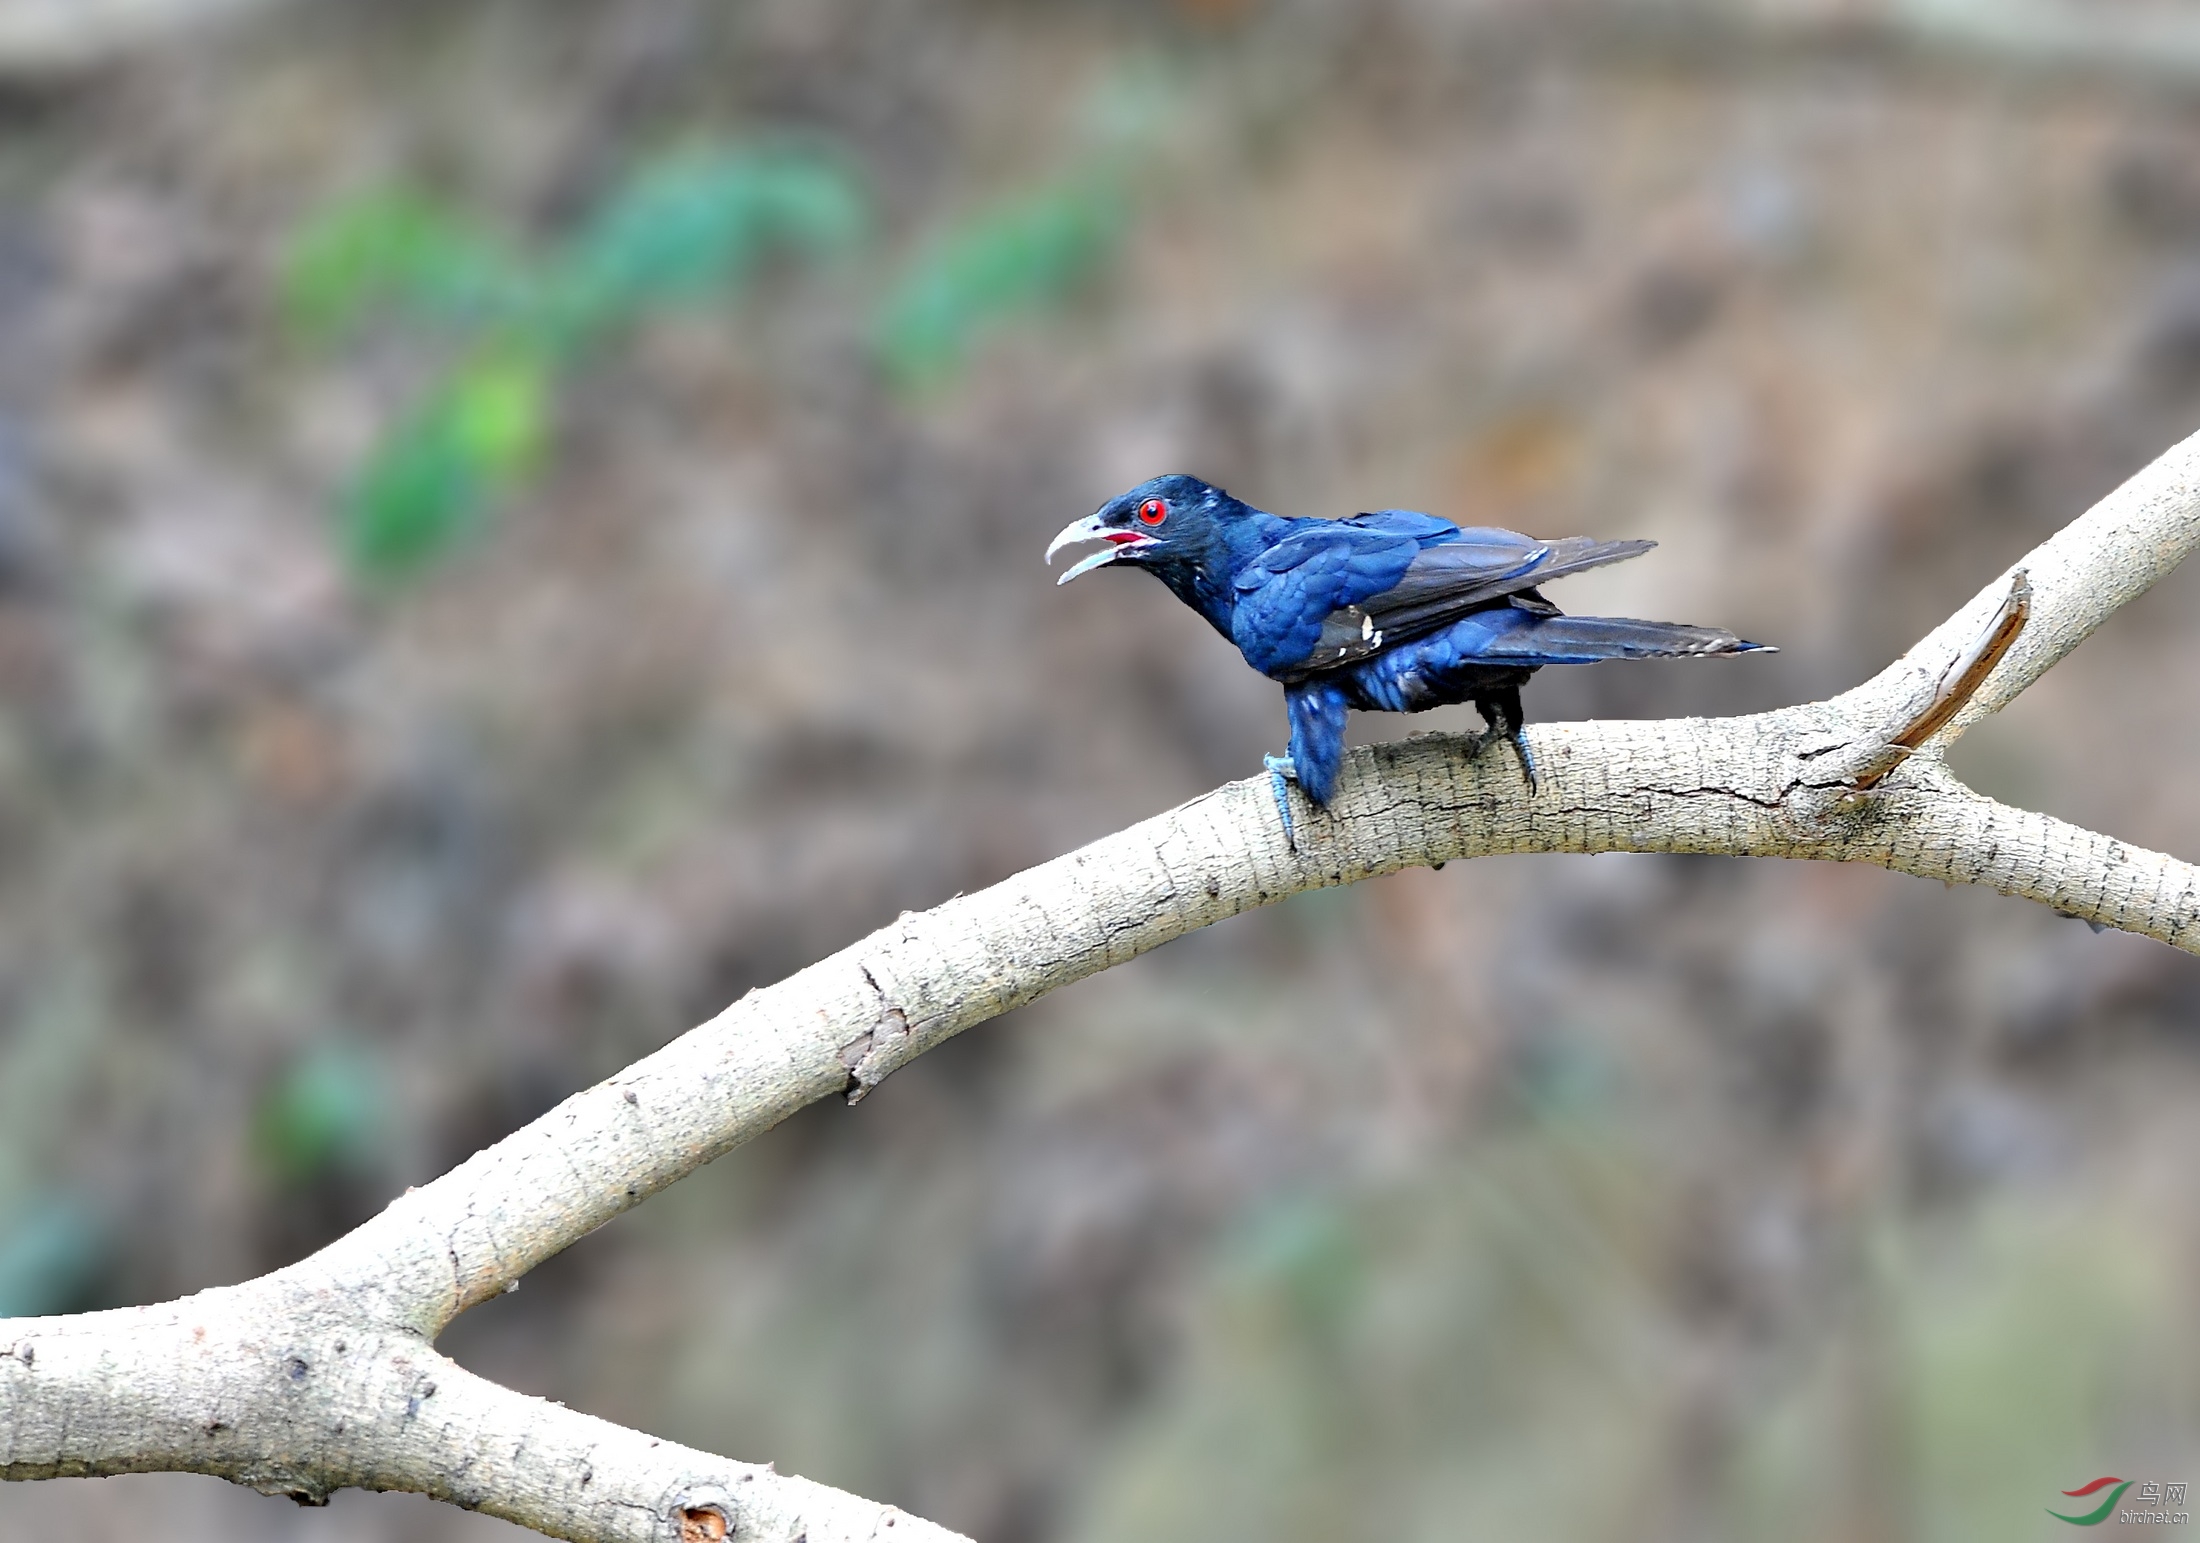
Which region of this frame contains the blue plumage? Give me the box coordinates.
[1048,474,1770,823]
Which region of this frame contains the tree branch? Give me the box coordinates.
[6,427,2200,1540]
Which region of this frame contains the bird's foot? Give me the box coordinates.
[1510,730,1539,794]
[1466,728,1539,794]
[1263,754,1300,849]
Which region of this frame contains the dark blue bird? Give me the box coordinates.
[1048,474,1770,832]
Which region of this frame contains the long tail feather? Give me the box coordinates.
[1479,613,1773,664]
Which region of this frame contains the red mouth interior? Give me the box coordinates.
[1103,531,1145,545]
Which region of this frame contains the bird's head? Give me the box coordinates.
[1046,474,1246,586]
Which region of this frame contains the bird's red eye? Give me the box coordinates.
[1137,497,1168,525]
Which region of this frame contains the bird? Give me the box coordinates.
[1047,474,1771,837]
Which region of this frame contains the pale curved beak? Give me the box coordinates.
[1046,513,1156,585]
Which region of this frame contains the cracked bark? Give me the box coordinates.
[6,426,2200,1540]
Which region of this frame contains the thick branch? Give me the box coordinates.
[6,427,2200,1541]
[0,1286,937,1542]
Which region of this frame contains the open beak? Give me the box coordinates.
[1046,513,1156,585]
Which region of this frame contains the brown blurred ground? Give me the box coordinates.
[3,2,2200,1540]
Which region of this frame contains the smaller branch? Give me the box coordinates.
[1931,428,2200,734]
[1848,569,2031,791]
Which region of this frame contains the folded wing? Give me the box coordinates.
[1230,513,1660,680]
[1364,533,1656,641]
[1228,524,1421,677]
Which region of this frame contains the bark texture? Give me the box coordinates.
[5,427,2199,1541]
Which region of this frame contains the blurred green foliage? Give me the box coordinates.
[871,53,1181,391]
[0,1196,105,1319]
[281,189,527,342]
[556,150,867,336]
[285,95,1163,578]
[1228,1194,1365,1349]
[875,174,1128,391]
[0,973,111,1319]
[340,349,550,575]
[281,146,866,580]
[870,56,1168,389]
[250,1041,390,1187]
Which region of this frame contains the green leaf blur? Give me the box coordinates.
[554,149,866,344]
[279,190,523,342]
[250,1043,388,1188]
[0,1196,104,1319]
[876,176,1127,390]
[288,146,866,580]
[343,351,549,576]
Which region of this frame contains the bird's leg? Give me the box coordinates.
[1270,683,1345,851]
[1263,753,1300,850]
[1469,687,1538,793]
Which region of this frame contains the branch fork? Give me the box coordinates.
[1843,568,2033,794]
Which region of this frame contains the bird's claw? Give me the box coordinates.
[1264,754,1300,849]
[1512,732,1539,794]
[1467,729,1539,794]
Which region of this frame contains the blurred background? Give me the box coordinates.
[2,0,2200,1539]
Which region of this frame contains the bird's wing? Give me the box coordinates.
[1357,530,1657,641]
[1228,524,1421,678]
[1338,508,1459,540]
[1231,517,1660,679]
